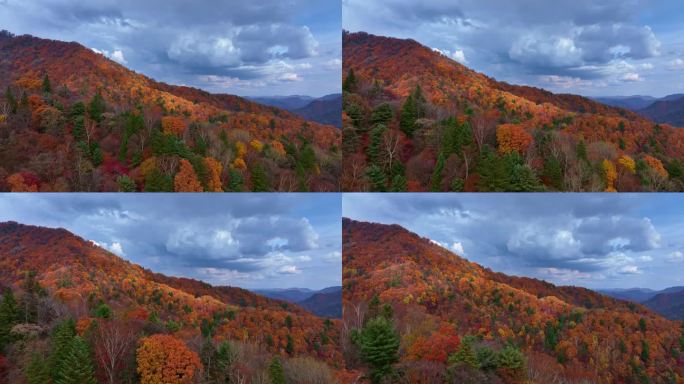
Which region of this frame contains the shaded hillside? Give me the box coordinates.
[639,96,684,128]
[298,287,342,319]
[593,96,658,111]
[294,94,343,128]
[0,30,341,192]
[0,221,344,382]
[255,286,343,318]
[342,218,684,383]
[254,287,316,303]
[643,290,684,320]
[342,31,684,192]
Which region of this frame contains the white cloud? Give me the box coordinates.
[278,72,301,82]
[432,47,467,64]
[324,251,341,262]
[667,251,684,263]
[279,265,301,274]
[537,267,592,282]
[91,48,127,65]
[297,255,312,262]
[619,72,642,82]
[638,255,653,262]
[451,242,465,255]
[91,240,125,256]
[325,58,342,70]
[617,265,641,275]
[667,58,684,71]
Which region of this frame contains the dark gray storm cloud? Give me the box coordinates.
[343,0,684,97]
[343,194,684,289]
[0,0,341,97]
[0,194,341,290]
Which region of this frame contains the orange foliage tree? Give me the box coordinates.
[174,159,203,192]
[136,334,202,384]
[204,157,223,192]
[496,124,533,155]
[161,116,186,136]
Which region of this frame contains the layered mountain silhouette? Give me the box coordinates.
[601,287,684,320]
[0,30,340,192]
[342,31,684,192]
[250,94,342,128]
[595,94,684,127]
[256,286,342,318]
[342,218,684,383]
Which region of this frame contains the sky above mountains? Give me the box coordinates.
[0,194,342,290]
[0,0,341,97]
[344,194,684,290]
[343,0,684,97]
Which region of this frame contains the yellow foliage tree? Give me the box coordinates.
[250,139,264,152]
[602,159,617,192]
[617,155,635,174]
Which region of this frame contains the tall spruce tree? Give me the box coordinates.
[55,336,96,384]
[269,357,285,384]
[0,289,20,351]
[358,316,400,384]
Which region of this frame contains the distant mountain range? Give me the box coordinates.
[593,94,684,127]
[254,286,342,318]
[599,286,684,319]
[249,94,342,128]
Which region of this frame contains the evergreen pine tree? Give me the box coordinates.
[250,163,270,192]
[510,164,545,192]
[390,174,407,192]
[87,91,106,123]
[42,74,52,94]
[399,94,416,137]
[358,316,400,384]
[227,169,244,192]
[0,289,20,350]
[49,319,76,379]
[269,357,285,384]
[429,151,445,192]
[365,165,387,192]
[370,103,393,126]
[4,86,17,113]
[25,353,50,384]
[448,338,478,368]
[144,169,174,192]
[366,124,386,165]
[496,346,527,381]
[285,334,294,355]
[343,68,357,93]
[55,336,96,384]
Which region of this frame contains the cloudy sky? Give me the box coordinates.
[0,194,341,290]
[343,0,684,97]
[0,0,341,97]
[344,194,684,290]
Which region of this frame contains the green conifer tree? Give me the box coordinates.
[55,336,96,384]
[269,357,285,384]
[358,316,400,384]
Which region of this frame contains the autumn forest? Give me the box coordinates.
[0,31,341,192]
[342,32,684,192]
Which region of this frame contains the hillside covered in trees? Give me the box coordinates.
[341,31,684,192]
[0,221,350,383]
[0,31,341,192]
[342,219,684,383]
